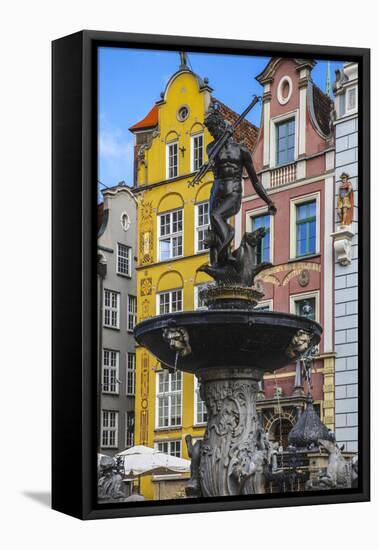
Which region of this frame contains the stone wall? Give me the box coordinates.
[334,112,358,452]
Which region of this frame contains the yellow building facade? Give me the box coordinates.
[130,65,215,500]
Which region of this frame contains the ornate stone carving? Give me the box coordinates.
[306,439,355,490]
[331,226,354,266]
[140,277,152,296]
[257,261,320,288]
[139,200,154,265]
[98,456,126,502]
[162,327,192,357]
[286,330,312,359]
[191,368,275,497]
[140,352,150,445]
[298,268,310,287]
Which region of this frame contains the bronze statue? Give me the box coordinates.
[189,99,276,282]
[198,227,272,286]
[98,455,126,502]
[337,172,354,226]
[306,439,355,490]
[185,434,202,497]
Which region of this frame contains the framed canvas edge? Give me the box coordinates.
[52,30,370,521]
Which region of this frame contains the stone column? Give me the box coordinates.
[194,367,267,497]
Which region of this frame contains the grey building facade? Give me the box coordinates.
[97,183,138,456]
[332,62,358,452]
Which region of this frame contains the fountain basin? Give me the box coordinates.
[134,310,322,374]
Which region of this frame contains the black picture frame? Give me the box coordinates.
[52,30,370,520]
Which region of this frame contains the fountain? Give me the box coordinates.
[134,99,322,498]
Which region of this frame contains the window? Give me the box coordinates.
[103,289,120,329]
[177,106,189,122]
[296,200,316,257]
[254,299,273,312]
[192,133,204,171]
[117,243,132,276]
[120,211,130,231]
[102,349,119,394]
[295,297,316,321]
[195,202,209,253]
[346,86,357,113]
[126,352,136,395]
[194,378,207,425]
[101,410,118,448]
[276,118,295,165]
[251,213,271,263]
[194,284,209,310]
[127,295,137,332]
[125,411,134,448]
[158,289,183,315]
[156,440,181,457]
[167,141,178,179]
[290,292,319,323]
[158,209,183,261]
[339,93,346,117]
[156,370,182,428]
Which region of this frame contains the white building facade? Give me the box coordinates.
[97,183,138,455]
[332,62,359,452]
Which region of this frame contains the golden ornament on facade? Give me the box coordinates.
[140,277,153,296]
[141,200,153,221]
[141,299,150,319]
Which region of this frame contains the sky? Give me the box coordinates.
[98,47,344,195]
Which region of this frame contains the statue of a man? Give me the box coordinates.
[337,172,354,226]
[204,104,276,266]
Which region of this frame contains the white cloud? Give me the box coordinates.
[99,128,133,161]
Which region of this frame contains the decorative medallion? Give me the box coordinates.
[298,269,310,287]
[140,277,152,296]
[139,200,154,265]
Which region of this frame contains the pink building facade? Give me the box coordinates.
[241,58,336,446]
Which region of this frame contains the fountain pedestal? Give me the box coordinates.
[134,289,322,498]
[194,367,265,497]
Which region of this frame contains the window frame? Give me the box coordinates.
[166,140,179,179]
[127,294,137,332]
[156,288,183,316]
[191,132,204,173]
[254,299,274,312]
[194,377,207,426]
[155,439,182,457]
[194,283,210,310]
[290,192,320,260]
[116,242,132,276]
[101,409,119,449]
[269,110,299,168]
[126,352,136,396]
[245,206,274,264]
[155,369,183,429]
[345,85,358,115]
[194,201,210,254]
[290,290,320,323]
[103,289,120,329]
[158,208,184,262]
[102,348,120,394]
[125,410,134,448]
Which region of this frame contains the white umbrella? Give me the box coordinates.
[116,445,190,475]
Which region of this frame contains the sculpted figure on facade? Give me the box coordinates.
[337,172,354,226]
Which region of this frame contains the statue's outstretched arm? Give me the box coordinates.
[242,147,276,215]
